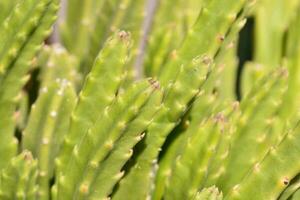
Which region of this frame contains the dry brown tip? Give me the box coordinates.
[218,35,225,42]
[202,55,212,65]
[283,177,290,186]
[147,77,160,90]
[214,113,226,123]
[118,30,130,42]
[23,150,33,161]
[232,101,240,110]
[278,67,288,78]
[79,183,89,194]
[170,50,178,60]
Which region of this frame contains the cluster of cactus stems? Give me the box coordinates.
[0,0,300,199]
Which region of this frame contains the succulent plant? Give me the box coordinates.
[0,0,300,200]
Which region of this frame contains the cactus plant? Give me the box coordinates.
[0,0,300,200]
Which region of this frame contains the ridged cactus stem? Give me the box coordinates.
[152,92,223,200]
[56,31,131,179]
[56,80,158,200]
[23,79,76,200]
[203,102,241,187]
[0,0,59,170]
[0,151,38,199]
[254,0,300,69]
[194,186,223,200]
[87,89,162,199]
[217,68,288,194]
[225,120,300,199]
[113,1,256,199]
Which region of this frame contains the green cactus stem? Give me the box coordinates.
[194,186,223,200]
[56,79,160,200]
[0,150,38,200]
[22,79,76,200]
[56,31,131,179]
[0,0,59,171]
